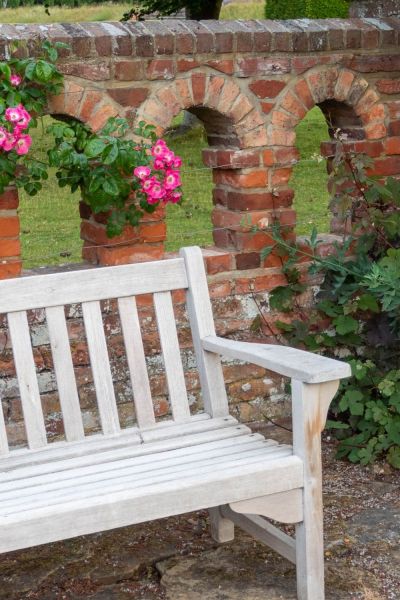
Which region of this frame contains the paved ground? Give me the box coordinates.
[1,424,398,600]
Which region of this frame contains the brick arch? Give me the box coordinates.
[135,72,267,149]
[268,67,386,146]
[47,79,119,131]
[266,67,388,234]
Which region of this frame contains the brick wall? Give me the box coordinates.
[0,18,400,445]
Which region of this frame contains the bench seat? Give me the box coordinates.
[0,418,302,553]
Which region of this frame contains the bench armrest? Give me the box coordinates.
[202,336,351,384]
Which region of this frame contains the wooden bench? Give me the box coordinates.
[0,246,350,600]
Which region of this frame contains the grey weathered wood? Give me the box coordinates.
[45,306,84,442]
[0,258,188,314]
[209,506,235,543]
[203,336,351,383]
[82,301,120,435]
[292,379,340,600]
[0,398,9,457]
[229,488,303,524]
[153,291,191,422]
[180,247,229,417]
[221,505,296,564]
[7,311,47,449]
[0,454,303,552]
[118,296,155,428]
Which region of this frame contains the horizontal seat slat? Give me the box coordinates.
[0,420,247,482]
[0,434,272,496]
[0,258,188,313]
[1,442,294,516]
[0,454,303,553]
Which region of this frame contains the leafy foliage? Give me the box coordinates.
[259,140,400,468]
[121,0,222,21]
[265,0,349,19]
[0,41,66,196]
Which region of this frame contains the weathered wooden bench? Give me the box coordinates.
[0,246,350,599]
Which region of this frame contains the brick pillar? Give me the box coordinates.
[0,186,22,279]
[80,198,166,266]
[204,147,296,269]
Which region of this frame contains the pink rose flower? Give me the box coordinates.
[134,165,151,180]
[168,191,182,204]
[147,181,166,200]
[142,176,157,193]
[164,170,181,190]
[14,134,32,155]
[151,140,168,159]
[5,106,25,124]
[163,150,175,166]
[0,127,8,147]
[2,132,17,152]
[10,73,22,87]
[173,156,182,168]
[153,158,165,170]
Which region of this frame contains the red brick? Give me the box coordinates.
[294,79,314,110]
[271,168,292,186]
[261,101,275,114]
[232,231,274,252]
[389,120,400,136]
[263,149,274,167]
[146,59,174,80]
[376,79,400,95]
[174,78,193,109]
[88,103,119,132]
[139,222,166,243]
[384,137,400,155]
[208,281,232,298]
[350,54,400,73]
[334,70,355,102]
[212,207,272,231]
[0,216,19,237]
[0,239,20,258]
[202,148,261,169]
[0,188,18,210]
[212,169,268,189]
[280,90,307,120]
[235,252,260,270]
[217,80,241,116]
[365,122,387,140]
[362,104,385,125]
[241,126,268,149]
[206,75,225,110]
[268,127,296,146]
[204,251,234,275]
[274,147,300,165]
[368,156,400,177]
[206,60,234,75]
[177,58,200,72]
[79,91,103,122]
[0,260,22,279]
[95,244,164,266]
[249,80,286,99]
[212,187,228,207]
[115,60,144,81]
[226,191,275,211]
[171,289,186,304]
[191,72,207,105]
[107,87,148,108]
[81,221,139,246]
[271,110,297,129]
[64,82,84,117]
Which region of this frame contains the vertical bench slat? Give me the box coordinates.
[81,301,120,435]
[118,296,156,429]
[180,247,229,418]
[0,399,9,456]
[153,291,191,422]
[7,311,47,449]
[45,306,85,442]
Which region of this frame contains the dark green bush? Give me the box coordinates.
[265,0,349,19]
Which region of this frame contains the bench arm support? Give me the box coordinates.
[202,336,351,385]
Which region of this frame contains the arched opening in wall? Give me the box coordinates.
[164,106,240,252]
[19,116,82,269]
[291,107,330,235]
[291,102,364,236]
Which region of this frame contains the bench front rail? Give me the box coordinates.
[0,246,350,600]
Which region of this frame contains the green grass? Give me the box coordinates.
[0,1,264,23]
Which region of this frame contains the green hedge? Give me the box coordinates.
[265,0,349,19]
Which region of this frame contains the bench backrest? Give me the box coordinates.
[0,247,229,456]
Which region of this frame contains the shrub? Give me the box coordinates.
[257,136,400,469]
[265,0,349,19]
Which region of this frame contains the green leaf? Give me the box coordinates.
[102,177,120,197]
[387,446,400,469]
[269,286,295,312]
[333,315,359,335]
[339,389,365,416]
[357,294,380,313]
[35,60,54,82]
[84,139,107,158]
[326,420,350,430]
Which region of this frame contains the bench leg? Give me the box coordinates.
[292,379,339,600]
[208,506,235,543]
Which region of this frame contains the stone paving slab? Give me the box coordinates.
[0,425,398,600]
